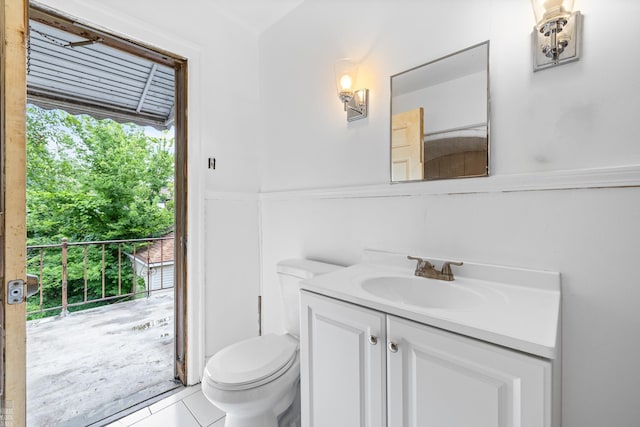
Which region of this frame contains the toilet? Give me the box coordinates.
[202,259,341,427]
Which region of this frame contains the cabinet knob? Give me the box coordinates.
[388,341,399,353]
[369,335,378,345]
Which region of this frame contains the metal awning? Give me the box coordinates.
[27,20,175,130]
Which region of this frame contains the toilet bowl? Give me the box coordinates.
[202,334,300,427]
[202,259,341,427]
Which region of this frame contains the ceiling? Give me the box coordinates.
[209,0,305,34]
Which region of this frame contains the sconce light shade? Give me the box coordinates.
[530,0,581,71]
[335,59,357,101]
[531,0,574,30]
[334,59,368,122]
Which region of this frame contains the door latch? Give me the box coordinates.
[7,279,24,304]
[6,275,39,304]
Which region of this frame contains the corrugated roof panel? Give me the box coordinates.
[29,46,149,87]
[27,61,144,103]
[27,20,175,129]
[28,74,141,109]
[146,90,174,104]
[30,40,152,80]
[28,56,148,96]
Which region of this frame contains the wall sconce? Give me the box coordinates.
[335,59,368,122]
[531,0,582,71]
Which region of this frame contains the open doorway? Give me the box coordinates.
[24,4,188,425]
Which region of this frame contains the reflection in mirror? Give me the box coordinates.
[391,41,489,182]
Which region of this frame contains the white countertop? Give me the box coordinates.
[300,250,561,359]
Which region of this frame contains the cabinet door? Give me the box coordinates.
[300,291,386,427]
[387,316,552,427]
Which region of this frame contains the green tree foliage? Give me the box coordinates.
[26,106,174,318]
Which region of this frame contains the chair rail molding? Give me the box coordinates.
[259,164,640,201]
[205,191,261,201]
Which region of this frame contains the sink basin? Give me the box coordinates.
[360,276,484,310]
[300,250,561,358]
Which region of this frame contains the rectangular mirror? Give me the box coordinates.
[390,41,489,182]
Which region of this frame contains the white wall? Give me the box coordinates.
[393,71,487,134]
[204,197,260,359]
[259,0,640,191]
[258,1,640,426]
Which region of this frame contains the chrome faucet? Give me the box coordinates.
[407,256,463,281]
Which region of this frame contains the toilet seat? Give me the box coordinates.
[205,334,298,391]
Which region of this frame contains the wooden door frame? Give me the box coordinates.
[28,3,190,384]
[1,0,28,425]
[0,4,190,423]
[173,60,188,383]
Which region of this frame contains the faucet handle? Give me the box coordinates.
[407,256,434,269]
[440,261,463,276]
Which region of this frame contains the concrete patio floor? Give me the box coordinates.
[27,290,179,427]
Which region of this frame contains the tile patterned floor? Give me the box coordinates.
[106,385,225,427]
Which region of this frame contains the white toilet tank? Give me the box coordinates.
[276,259,341,337]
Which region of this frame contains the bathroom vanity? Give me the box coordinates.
[299,250,561,427]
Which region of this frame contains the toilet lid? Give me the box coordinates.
[206,334,298,389]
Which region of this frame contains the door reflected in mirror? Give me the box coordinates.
[391,41,489,182]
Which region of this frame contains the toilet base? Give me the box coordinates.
[205,372,299,427]
[220,381,298,427]
[224,412,278,427]
[224,387,297,427]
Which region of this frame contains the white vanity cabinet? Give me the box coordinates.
[387,315,552,427]
[301,290,553,427]
[300,290,386,427]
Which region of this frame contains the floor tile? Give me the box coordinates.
[118,407,152,426]
[131,401,199,427]
[149,385,200,414]
[183,390,225,426]
[208,417,226,427]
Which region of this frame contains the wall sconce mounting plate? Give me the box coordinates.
[346,89,368,122]
[532,11,581,72]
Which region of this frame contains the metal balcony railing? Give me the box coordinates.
[26,236,174,317]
